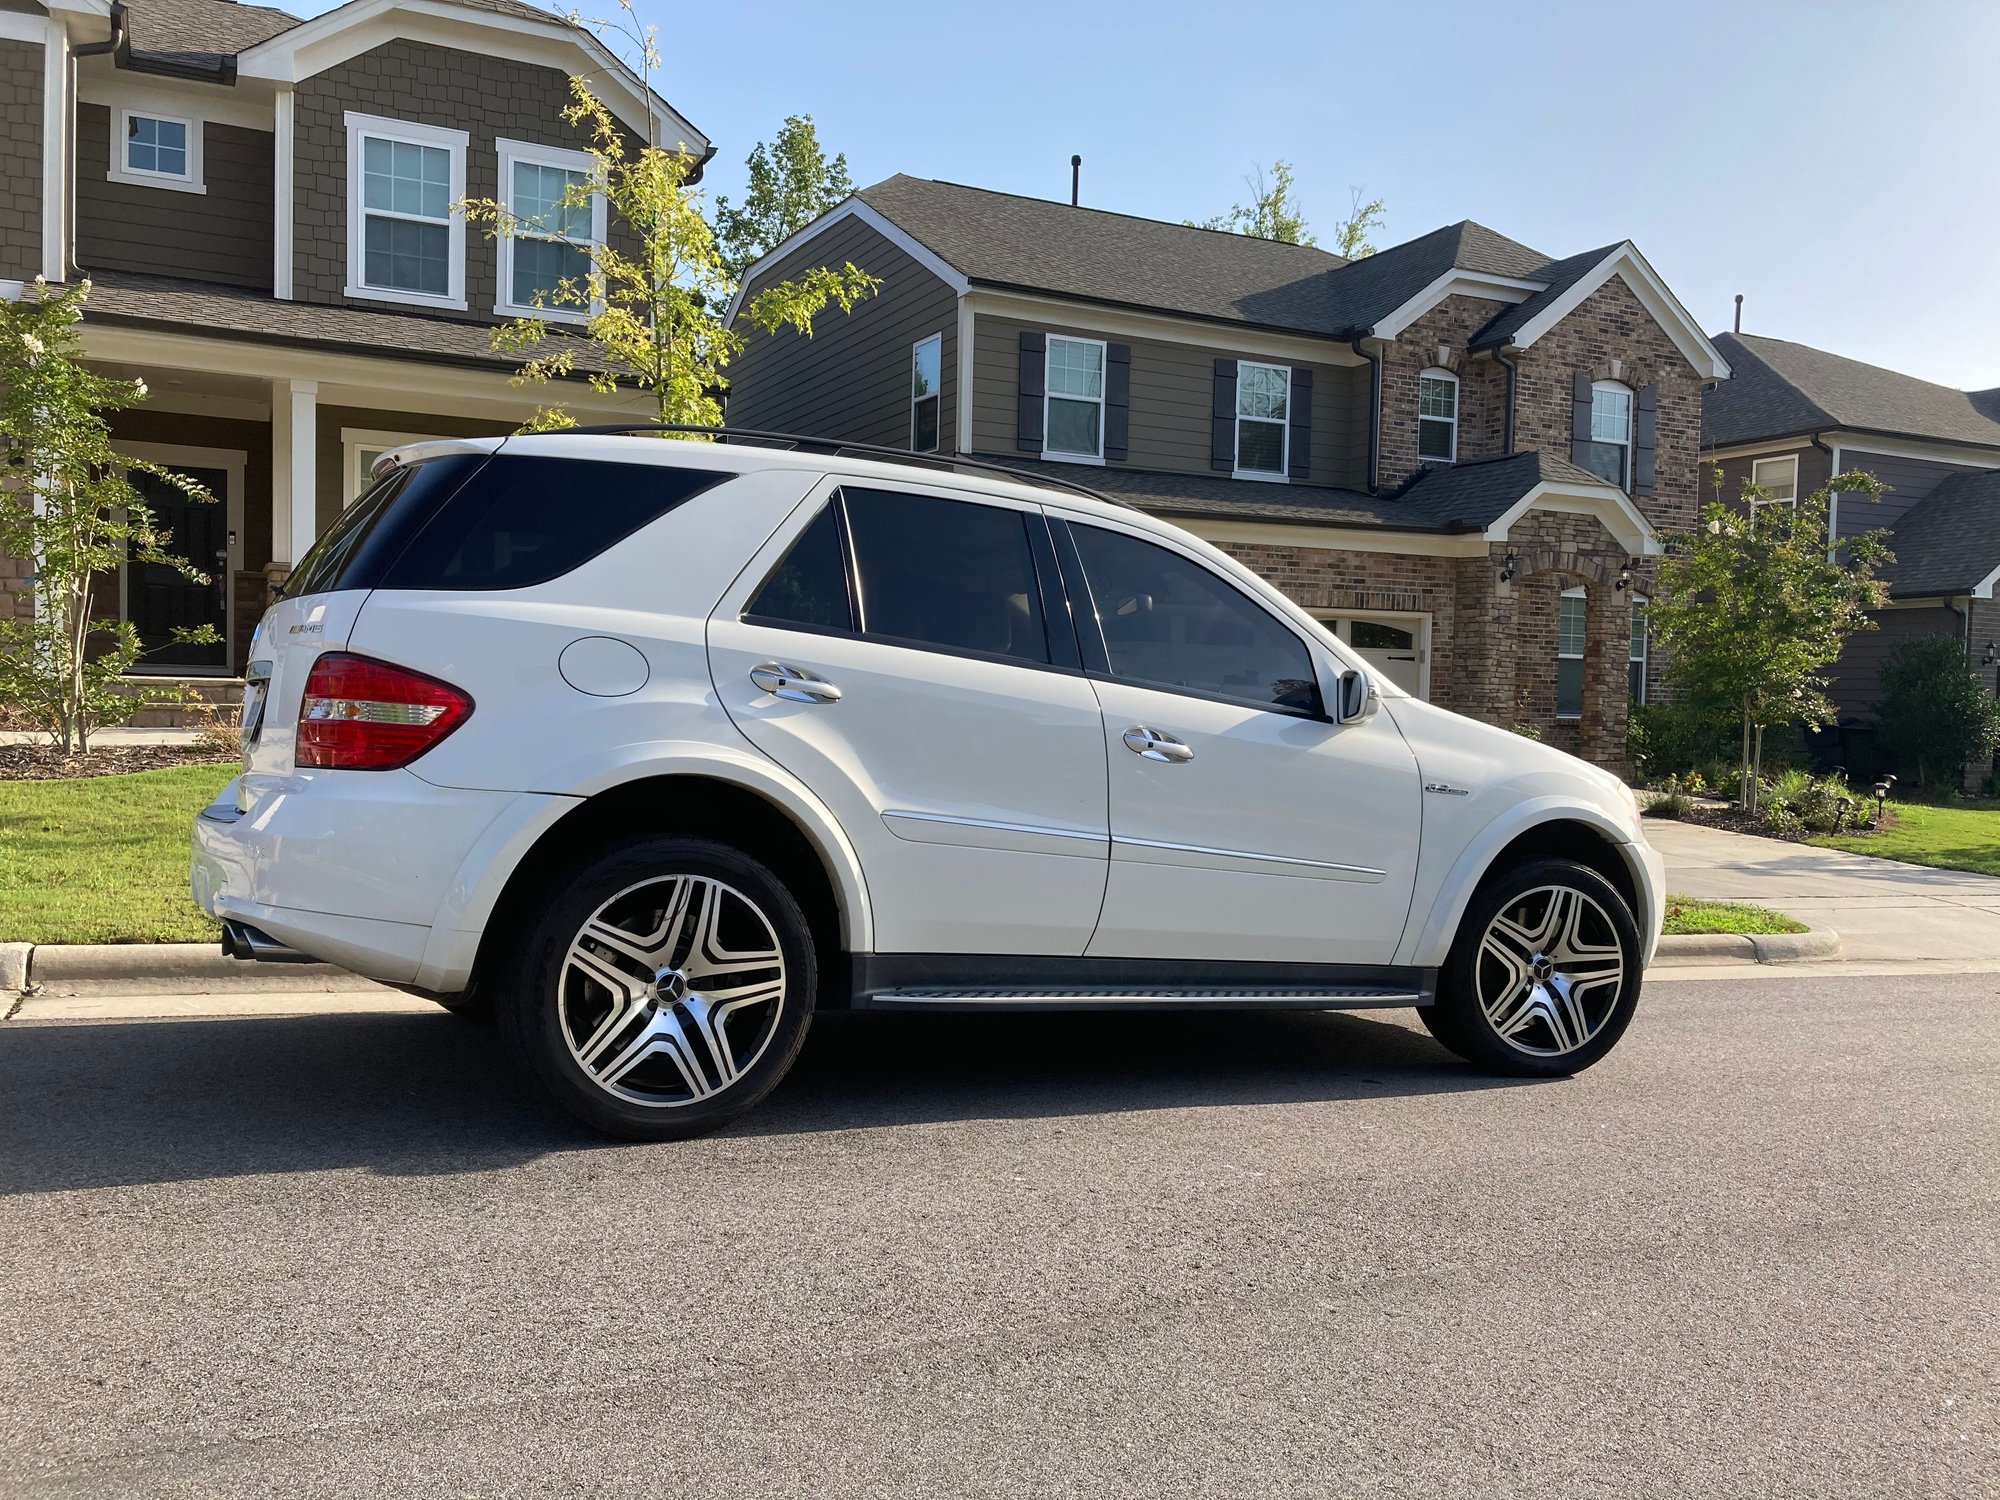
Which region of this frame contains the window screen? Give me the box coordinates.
[843,488,1049,664]
[745,503,854,630]
[1069,524,1320,714]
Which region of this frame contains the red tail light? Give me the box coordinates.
[297,652,473,770]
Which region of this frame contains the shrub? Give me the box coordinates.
[1875,635,2000,790]
[1628,702,1738,784]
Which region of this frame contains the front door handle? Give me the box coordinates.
[1122,724,1194,763]
[750,662,842,703]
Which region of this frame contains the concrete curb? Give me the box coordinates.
[1653,925,1841,967]
[11,942,384,997]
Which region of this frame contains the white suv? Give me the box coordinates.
[193,430,1664,1139]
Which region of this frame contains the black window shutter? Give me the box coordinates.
[1288,367,1312,480]
[1104,343,1131,462]
[1017,331,1046,453]
[1211,358,1239,471]
[1633,383,1658,494]
[1570,370,1594,469]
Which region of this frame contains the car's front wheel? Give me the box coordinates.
[1422,857,1641,1077]
[497,836,817,1139]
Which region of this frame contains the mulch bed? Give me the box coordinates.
[0,742,238,781]
[1648,800,1887,843]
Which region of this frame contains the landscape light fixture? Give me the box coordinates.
[1872,773,1896,827]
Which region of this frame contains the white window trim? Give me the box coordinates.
[1043,333,1107,464]
[910,333,943,453]
[1233,359,1292,482]
[344,111,469,311]
[493,136,603,324]
[108,108,205,195]
[1556,584,1587,720]
[1417,366,1458,464]
[1629,594,1649,706]
[1750,453,1799,507]
[342,427,439,505]
[1589,380,1634,489]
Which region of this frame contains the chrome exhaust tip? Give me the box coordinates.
[220,920,314,964]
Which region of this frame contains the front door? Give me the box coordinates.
[709,481,1110,956]
[1053,515,1423,966]
[1325,614,1425,697]
[127,466,227,669]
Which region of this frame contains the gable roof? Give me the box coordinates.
[1705,332,2000,451]
[1467,244,1620,349]
[1878,468,2000,598]
[119,0,301,78]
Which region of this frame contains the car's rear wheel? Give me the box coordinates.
[1422,857,1641,1077]
[497,836,816,1139]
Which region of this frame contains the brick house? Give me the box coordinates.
[724,178,1730,770]
[0,0,689,688]
[1702,332,2000,785]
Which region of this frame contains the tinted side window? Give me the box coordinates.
[1068,523,1320,713]
[745,502,854,629]
[284,457,481,599]
[379,456,728,592]
[844,488,1049,664]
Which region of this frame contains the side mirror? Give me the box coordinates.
[1334,667,1377,725]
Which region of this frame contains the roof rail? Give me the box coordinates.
[526,423,1124,508]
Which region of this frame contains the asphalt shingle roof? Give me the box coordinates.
[1396,450,1615,529]
[1469,244,1621,349]
[1704,332,2000,451]
[1877,469,2000,597]
[120,0,301,78]
[855,177,1562,341]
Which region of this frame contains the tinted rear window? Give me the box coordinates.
[283,453,729,598]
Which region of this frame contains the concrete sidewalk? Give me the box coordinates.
[1647,817,2000,963]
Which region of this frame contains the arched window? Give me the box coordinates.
[1418,368,1458,462]
[1583,380,1633,486]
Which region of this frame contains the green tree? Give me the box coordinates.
[462,3,878,431]
[1874,633,2000,790]
[1650,473,1892,812]
[0,279,217,754]
[714,114,855,280]
[1331,186,1386,259]
[1188,160,1316,245]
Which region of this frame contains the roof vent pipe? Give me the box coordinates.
[1733,293,1743,333]
[74,2,127,57]
[1070,155,1081,207]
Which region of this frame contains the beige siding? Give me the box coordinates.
[971,314,1368,487]
[0,37,41,280]
[76,104,274,289]
[726,214,957,451]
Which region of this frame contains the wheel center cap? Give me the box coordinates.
[1530,954,1556,983]
[654,967,690,1002]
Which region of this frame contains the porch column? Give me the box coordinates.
[269,377,319,572]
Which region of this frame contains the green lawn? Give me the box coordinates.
[1662,895,1808,937]
[1812,799,2000,877]
[0,765,236,944]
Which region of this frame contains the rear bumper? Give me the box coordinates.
[192,772,565,990]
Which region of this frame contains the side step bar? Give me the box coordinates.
[846,957,1436,1013]
[220,920,315,964]
[853,989,1426,1013]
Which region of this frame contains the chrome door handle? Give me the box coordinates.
[1122,725,1193,763]
[750,662,842,703]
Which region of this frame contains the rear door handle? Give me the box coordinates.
[750,662,842,703]
[1122,725,1194,763]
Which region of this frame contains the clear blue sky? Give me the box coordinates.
[300,0,2000,388]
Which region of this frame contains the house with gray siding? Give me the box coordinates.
[1702,332,2000,780]
[725,176,1731,769]
[0,0,699,685]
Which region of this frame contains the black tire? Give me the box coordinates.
[496,836,817,1140]
[1422,857,1642,1077]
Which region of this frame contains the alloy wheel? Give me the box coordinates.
[1473,883,1627,1057]
[559,875,788,1107]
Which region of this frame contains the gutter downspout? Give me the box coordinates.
[1810,430,1837,550]
[1493,345,1518,454]
[73,3,127,57]
[1351,334,1381,492]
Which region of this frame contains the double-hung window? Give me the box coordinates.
[1044,335,1106,460]
[1557,587,1587,719]
[911,334,942,453]
[1750,454,1798,507]
[1582,381,1633,487]
[346,112,468,310]
[1629,596,1649,704]
[110,109,203,193]
[1235,361,1290,477]
[496,139,602,321]
[1418,369,1458,462]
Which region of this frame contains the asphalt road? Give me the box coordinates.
[2,974,1996,1499]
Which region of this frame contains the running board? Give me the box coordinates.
[853,986,1426,1013]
